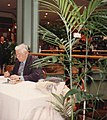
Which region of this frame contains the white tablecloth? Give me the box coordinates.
[0,76,63,120]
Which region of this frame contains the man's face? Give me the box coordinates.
[16,50,27,62]
[0,36,4,43]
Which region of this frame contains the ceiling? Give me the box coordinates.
[39,0,89,25]
[0,0,16,17]
[0,0,16,28]
[0,0,95,24]
[0,0,89,23]
[0,0,106,28]
[39,0,107,26]
[0,0,107,19]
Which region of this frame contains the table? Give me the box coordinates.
[0,76,63,120]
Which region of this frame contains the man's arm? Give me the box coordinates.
[23,55,43,82]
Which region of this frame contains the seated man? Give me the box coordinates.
[4,43,43,82]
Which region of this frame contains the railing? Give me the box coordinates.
[30,52,107,59]
[41,49,107,53]
[30,50,107,78]
[30,50,107,88]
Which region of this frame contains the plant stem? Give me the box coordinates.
[83,37,88,120]
[70,32,72,89]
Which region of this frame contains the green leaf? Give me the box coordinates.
[52,93,64,105]
[64,89,79,100]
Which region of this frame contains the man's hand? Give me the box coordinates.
[9,75,22,84]
[4,71,10,78]
[10,75,20,81]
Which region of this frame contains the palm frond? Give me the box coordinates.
[35,0,107,118]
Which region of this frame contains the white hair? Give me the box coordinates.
[15,43,28,53]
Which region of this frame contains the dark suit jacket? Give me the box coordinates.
[11,55,43,82]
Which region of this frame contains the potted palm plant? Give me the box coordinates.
[33,0,107,119]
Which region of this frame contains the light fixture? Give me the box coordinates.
[8,3,11,7]
[45,13,48,15]
[47,22,50,25]
[44,15,47,18]
[14,25,17,29]
[8,28,11,31]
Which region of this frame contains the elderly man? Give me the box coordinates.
[4,43,43,82]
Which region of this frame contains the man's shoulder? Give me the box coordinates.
[28,55,38,61]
